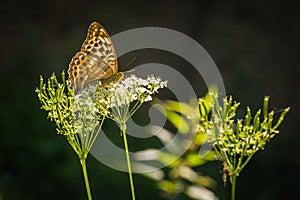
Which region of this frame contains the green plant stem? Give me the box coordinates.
[231,173,237,200]
[122,126,136,200]
[239,153,254,173]
[81,158,92,200]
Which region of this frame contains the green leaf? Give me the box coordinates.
[157,180,178,194]
[152,99,191,134]
[163,100,199,119]
[158,152,181,167]
[185,153,207,167]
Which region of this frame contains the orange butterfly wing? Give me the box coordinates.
[68,22,120,92]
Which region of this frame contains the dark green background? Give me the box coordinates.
[1,0,299,199]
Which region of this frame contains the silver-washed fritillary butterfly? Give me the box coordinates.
[67,22,124,93]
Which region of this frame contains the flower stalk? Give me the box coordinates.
[36,72,105,200]
[121,124,136,200]
[96,74,167,200]
[231,173,237,200]
[81,158,92,200]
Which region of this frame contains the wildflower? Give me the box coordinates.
[95,74,167,200]
[96,74,167,129]
[36,72,104,200]
[201,94,290,200]
[72,83,103,157]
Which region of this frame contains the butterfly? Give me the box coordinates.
[68,22,124,93]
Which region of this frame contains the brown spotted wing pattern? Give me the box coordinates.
[68,22,124,93]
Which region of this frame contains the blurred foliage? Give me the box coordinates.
[142,89,219,200]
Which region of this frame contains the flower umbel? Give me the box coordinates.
[72,83,104,159]
[209,95,290,170]
[36,72,75,138]
[198,93,290,200]
[96,74,167,128]
[95,74,167,200]
[36,72,104,200]
[35,72,103,159]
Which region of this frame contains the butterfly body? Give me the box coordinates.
[68,22,123,93]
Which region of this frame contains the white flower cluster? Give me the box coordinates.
[72,84,100,137]
[96,74,167,122]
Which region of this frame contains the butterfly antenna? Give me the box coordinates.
[125,54,139,68]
